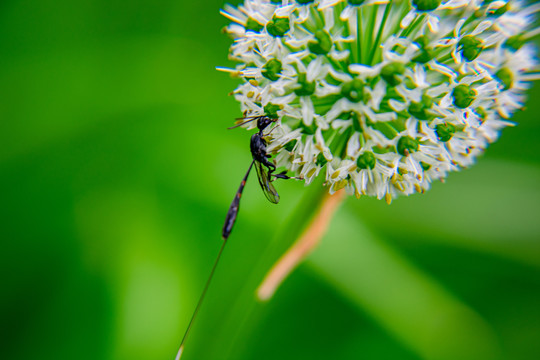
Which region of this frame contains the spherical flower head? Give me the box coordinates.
[220,0,540,203]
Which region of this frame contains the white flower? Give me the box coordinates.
[220,0,539,201]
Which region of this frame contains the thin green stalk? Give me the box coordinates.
[357,7,363,64]
[391,1,410,36]
[369,1,393,65]
[365,4,379,64]
[525,28,540,41]
[400,13,425,38]
[327,56,349,74]
[438,52,454,64]
[310,5,325,30]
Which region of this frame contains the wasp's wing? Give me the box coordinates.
[254,161,280,204]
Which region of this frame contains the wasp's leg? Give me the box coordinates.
[262,124,281,138]
[273,172,291,180]
[271,170,303,181]
[260,157,276,172]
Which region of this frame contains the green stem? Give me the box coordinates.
[369,1,393,65]
[327,56,349,74]
[438,52,454,64]
[336,2,352,67]
[365,4,378,64]
[357,7,362,64]
[400,13,425,38]
[391,1,410,36]
[310,5,325,30]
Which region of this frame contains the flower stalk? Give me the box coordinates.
[257,188,346,300]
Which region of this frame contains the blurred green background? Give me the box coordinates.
[1,1,540,359]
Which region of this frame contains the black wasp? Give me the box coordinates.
[175,115,293,359]
[222,115,293,240]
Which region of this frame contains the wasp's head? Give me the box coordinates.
[257,116,277,131]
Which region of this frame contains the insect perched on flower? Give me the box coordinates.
[222,115,297,241]
[219,0,540,203]
[176,114,298,360]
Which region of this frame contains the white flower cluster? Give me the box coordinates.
[220,0,539,203]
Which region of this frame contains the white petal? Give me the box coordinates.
[401,11,416,29]
[346,132,361,157]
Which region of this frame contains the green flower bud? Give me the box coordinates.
[262,59,282,81]
[357,152,376,170]
[245,17,264,33]
[473,8,485,19]
[397,136,419,156]
[408,94,434,120]
[267,16,290,37]
[284,139,297,151]
[452,84,477,109]
[381,62,406,87]
[413,0,441,11]
[373,145,396,155]
[308,30,333,55]
[504,35,526,52]
[476,107,487,120]
[294,73,316,96]
[436,123,456,142]
[264,103,282,118]
[300,121,317,135]
[489,2,509,17]
[412,36,434,64]
[348,0,366,5]
[316,152,328,166]
[341,79,365,103]
[458,35,483,61]
[495,67,513,90]
[420,161,431,171]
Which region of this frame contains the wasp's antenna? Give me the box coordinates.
[234,115,264,120]
[227,116,261,130]
[175,238,228,360]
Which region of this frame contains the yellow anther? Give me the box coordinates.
[334,179,348,191]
